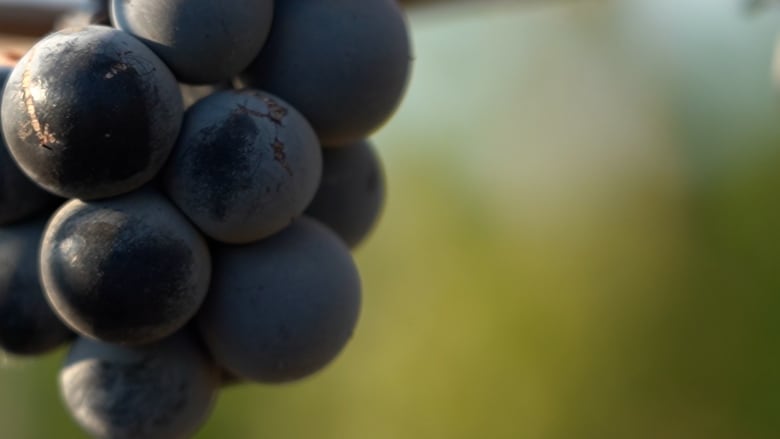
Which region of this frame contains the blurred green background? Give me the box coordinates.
[4,0,780,437]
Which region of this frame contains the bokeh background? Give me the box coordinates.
[3,0,780,437]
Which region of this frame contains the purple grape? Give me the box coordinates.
[240,0,412,145]
[0,218,73,355]
[198,217,361,383]
[40,190,211,345]
[0,66,61,225]
[305,139,385,248]
[0,26,182,200]
[111,0,274,84]
[60,332,219,439]
[164,89,322,244]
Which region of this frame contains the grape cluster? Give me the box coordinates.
[0,0,410,437]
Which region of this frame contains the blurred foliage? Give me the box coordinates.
[4,0,780,437]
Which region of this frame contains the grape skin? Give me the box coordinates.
[164,89,322,244]
[0,218,73,355]
[60,332,220,439]
[111,0,274,84]
[198,217,361,383]
[239,0,413,145]
[0,26,183,200]
[305,139,386,248]
[40,190,211,346]
[0,66,61,225]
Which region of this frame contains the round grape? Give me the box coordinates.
[240,0,412,145]
[111,0,274,84]
[305,139,386,248]
[40,190,211,345]
[0,26,182,200]
[198,217,361,383]
[164,89,322,244]
[0,66,60,225]
[60,332,219,439]
[0,218,72,355]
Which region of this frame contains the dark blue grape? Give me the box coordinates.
[0,218,72,355]
[197,217,361,383]
[239,0,412,145]
[40,190,211,345]
[305,139,385,248]
[111,0,274,84]
[0,66,61,225]
[164,89,322,244]
[0,26,182,200]
[60,332,219,439]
